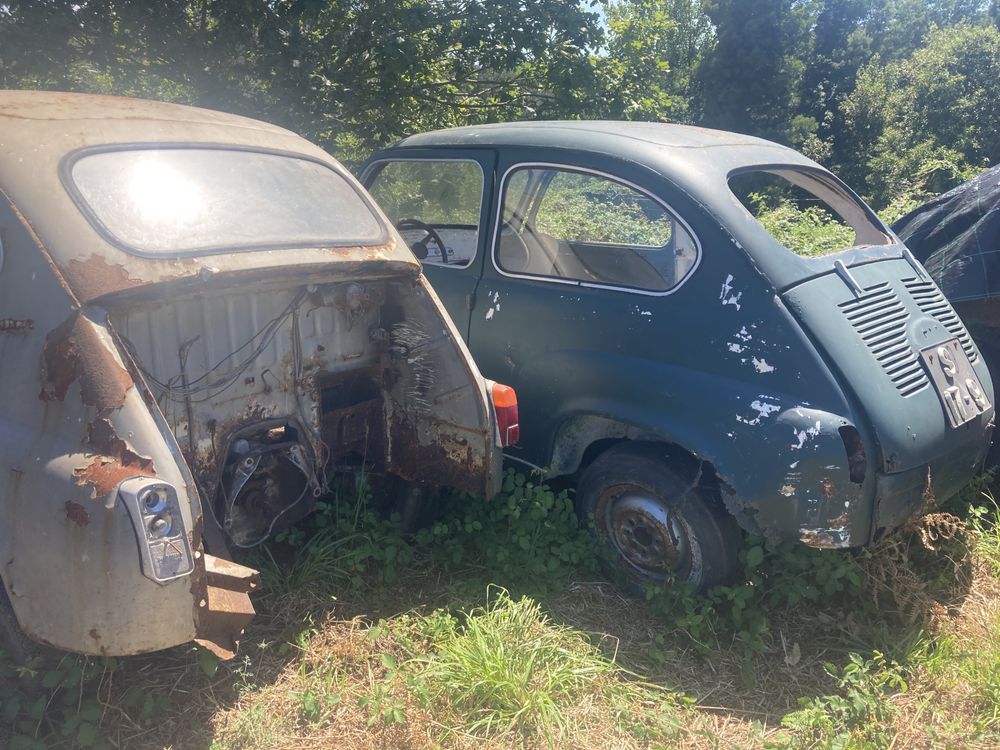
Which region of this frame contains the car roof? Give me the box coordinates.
[0,89,294,134]
[389,121,815,187]
[0,91,414,302]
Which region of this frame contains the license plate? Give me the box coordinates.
[919,338,991,428]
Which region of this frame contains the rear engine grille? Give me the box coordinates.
[903,277,979,364]
[839,281,928,397]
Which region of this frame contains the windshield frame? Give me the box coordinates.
[60,143,389,259]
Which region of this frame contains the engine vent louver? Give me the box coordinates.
[902,277,979,364]
[839,281,928,397]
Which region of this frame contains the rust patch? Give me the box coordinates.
[389,417,486,497]
[74,418,156,497]
[187,403,276,490]
[74,456,151,498]
[0,318,33,333]
[39,312,133,408]
[86,418,152,468]
[821,479,836,498]
[64,500,90,527]
[799,529,839,548]
[65,254,145,302]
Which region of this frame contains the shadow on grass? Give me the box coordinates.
[0,489,988,749]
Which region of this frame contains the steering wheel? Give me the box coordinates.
[396,218,449,264]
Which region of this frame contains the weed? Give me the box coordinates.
[415,470,597,587]
[258,477,414,595]
[0,651,112,749]
[968,491,1000,577]
[771,652,907,749]
[407,586,679,743]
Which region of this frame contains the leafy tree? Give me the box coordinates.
[796,0,872,165]
[841,22,1000,207]
[597,0,711,122]
[863,0,992,61]
[696,0,810,143]
[0,0,609,153]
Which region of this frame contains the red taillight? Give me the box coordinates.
[491,383,519,447]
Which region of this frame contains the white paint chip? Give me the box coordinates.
[720,274,743,311]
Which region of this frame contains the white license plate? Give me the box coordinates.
[919,339,991,428]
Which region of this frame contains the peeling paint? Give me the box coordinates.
[799,527,851,549]
[780,484,796,496]
[719,274,743,310]
[65,254,145,301]
[752,357,775,374]
[791,420,823,450]
[74,418,156,498]
[39,312,133,409]
[737,399,781,426]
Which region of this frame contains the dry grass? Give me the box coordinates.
[8,505,1000,749]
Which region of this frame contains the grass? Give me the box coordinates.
[4,471,1000,749]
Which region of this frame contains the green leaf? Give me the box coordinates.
[745,545,765,569]
[197,647,220,677]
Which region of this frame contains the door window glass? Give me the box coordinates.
[367,160,484,268]
[496,166,698,292]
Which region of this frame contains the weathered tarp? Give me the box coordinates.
[892,165,1000,303]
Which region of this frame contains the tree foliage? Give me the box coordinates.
[1,0,999,204]
[843,22,1000,206]
[696,0,810,143]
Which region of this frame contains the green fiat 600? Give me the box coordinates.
[362,121,995,589]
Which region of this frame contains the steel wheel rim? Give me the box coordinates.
[598,485,691,581]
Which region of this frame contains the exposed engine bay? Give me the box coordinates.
[111,276,497,549]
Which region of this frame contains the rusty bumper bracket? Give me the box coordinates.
[193,554,260,660]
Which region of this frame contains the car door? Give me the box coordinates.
[465,155,701,470]
[363,150,496,339]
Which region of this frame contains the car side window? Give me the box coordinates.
[367,160,484,268]
[495,166,699,293]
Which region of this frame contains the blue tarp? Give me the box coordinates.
[892,165,1000,303]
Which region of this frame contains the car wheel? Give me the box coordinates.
[577,447,741,591]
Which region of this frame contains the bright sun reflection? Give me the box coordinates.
[127,157,202,225]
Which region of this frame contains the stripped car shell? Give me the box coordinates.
[363,122,994,589]
[0,91,505,657]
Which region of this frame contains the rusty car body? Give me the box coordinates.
[0,91,509,657]
[362,121,995,589]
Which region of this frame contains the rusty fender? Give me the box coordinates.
[29,309,259,656]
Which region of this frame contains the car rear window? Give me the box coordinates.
[729,168,890,257]
[68,148,385,256]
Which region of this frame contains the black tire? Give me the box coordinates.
[577,446,741,591]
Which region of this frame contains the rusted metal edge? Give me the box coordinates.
[191,553,260,660]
